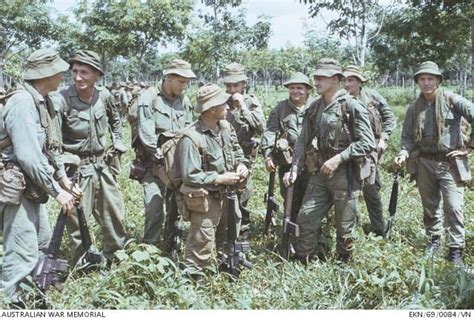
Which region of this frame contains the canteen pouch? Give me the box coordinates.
[129,159,147,182]
[180,184,210,214]
[449,155,472,183]
[273,138,293,166]
[353,156,373,182]
[0,165,26,205]
[406,149,420,176]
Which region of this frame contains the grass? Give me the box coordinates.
[1,86,473,309]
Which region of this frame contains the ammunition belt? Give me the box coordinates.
[419,152,448,162]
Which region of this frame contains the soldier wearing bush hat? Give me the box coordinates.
[179,83,249,273]
[221,62,265,239]
[395,61,474,265]
[342,65,396,237]
[51,49,127,266]
[261,72,315,227]
[283,58,375,263]
[133,58,195,250]
[0,49,77,307]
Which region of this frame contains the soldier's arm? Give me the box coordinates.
[292,108,312,175]
[180,136,218,187]
[260,103,281,158]
[229,124,249,168]
[104,90,125,151]
[4,94,61,197]
[399,104,416,157]
[137,90,158,155]
[451,94,474,145]
[48,92,67,180]
[339,101,375,161]
[183,95,194,125]
[373,90,397,141]
[241,95,266,134]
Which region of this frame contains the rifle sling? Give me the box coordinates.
[47,212,67,256]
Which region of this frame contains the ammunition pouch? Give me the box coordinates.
[449,155,472,184]
[180,184,210,215]
[304,148,324,173]
[241,138,260,159]
[273,138,293,166]
[175,192,190,221]
[406,149,420,176]
[352,155,376,184]
[106,149,122,176]
[0,163,26,205]
[24,179,49,204]
[129,158,147,182]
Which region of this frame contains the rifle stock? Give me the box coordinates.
[226,188,252,278]
[280,185,299,260]
[264,170,278,236]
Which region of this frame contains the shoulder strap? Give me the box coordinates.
[334,97,354,148]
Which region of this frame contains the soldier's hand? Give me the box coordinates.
[59,176,83,199]
[236,164,249,181]
[377,139,387,155]
[264,157,276,172]
[55,189,75,214]
[231,93,245,110]
[447,148,471,158]
[215,172,242,185]
[394,155,407,168]
[283,171,296,187]
[321,154,342,177]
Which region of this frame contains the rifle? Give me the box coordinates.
[32,212,69,291]
[280,185,300,260]
[384,171,400,238]
[225,187,252,278]
[68,169,102,271]
[263,167,279,236]
[163,191,183,261]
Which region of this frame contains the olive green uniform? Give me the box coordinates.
[226,94,265,230]
[53,85,127,261]
[261,97,316,218]
[358,87,396,235]
[399,89,474,248]
[136,81,193,245]
[1,83,64,303]
[180,120,248,269]
[292,89,375,258]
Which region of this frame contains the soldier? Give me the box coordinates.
[342,65,396,236]
[0,49,76,307]
[283,58,375,263]
[135,58,195,246]
[222,62,265,239]
[394,61,474,264]
[180,84,249,272]
[52,50,127,265]
[261,72,316,220]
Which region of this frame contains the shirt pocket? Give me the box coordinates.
[155,105,172,132]
[205,150,226,173]
[66,109,90,139]
[94,106,107,138]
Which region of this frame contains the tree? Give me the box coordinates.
[71,0,194,79]
[0,0,59,87]
[300,0,386,67]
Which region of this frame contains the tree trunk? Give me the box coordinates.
[471,17,474,91]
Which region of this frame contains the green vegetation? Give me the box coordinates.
[6,86,469,310]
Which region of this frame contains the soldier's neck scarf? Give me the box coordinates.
[22,81,62,151]
[414,87,445,148]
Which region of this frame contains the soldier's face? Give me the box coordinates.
[417,74,441,96]
[342,76,361,96]
[71,63,100,91]
[313,76,335,95]
[211,103,229,120]
[165,75,190,96]
[225,81,245,95]
[288,84,309,104]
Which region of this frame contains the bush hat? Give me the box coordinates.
[23,49,69,80]
[163,59,196,79]
[68,50,104,75]
[195,83,231,114]
[222,63,248,83]
[343,65,367,82]
[414,61,443,82]
[311,58,343,78]
[283,72,313,89]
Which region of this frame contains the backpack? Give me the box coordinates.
[153,126,208,190]
[365,101,383,139]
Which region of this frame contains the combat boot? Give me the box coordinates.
[426,235,440,253]
[447,247,463,266]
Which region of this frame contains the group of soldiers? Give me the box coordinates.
[0,47,473,308]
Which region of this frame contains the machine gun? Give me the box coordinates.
[32,212,69,291]
[263,168,279,236]
[384,171,400,238]
[280,185,300,260]
[225,187,252,278]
